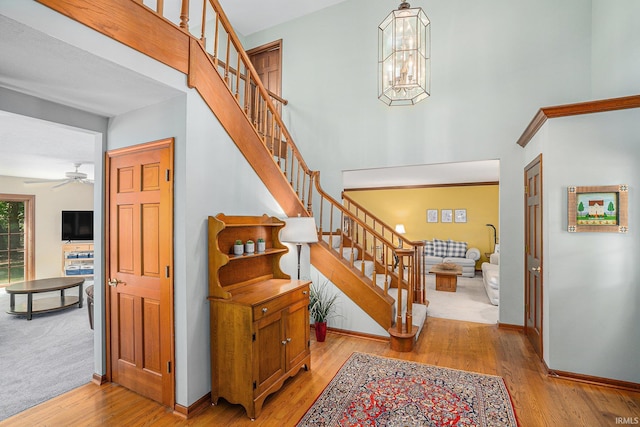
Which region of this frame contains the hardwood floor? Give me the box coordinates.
[2,318,639,426]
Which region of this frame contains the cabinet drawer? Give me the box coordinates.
[252,286,309,320]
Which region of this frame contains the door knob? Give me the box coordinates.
[108,278,124,287]
[531,266,541,272]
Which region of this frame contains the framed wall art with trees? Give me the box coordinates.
[567,184,628,233]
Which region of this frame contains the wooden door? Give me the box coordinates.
[254,310,285,397]
[248,40,282,100]
[285,298,309,370]
[107,138,174,407]
[524,154,543,358]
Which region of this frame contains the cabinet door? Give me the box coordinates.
[285,298,309,371]
[254,310,285,397]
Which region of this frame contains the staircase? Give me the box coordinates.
[37,0,428,340]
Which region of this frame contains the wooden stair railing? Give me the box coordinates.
[192,0,315,212]
[343,193,426,304]
[37,0,418,333]
[311,171,424,329]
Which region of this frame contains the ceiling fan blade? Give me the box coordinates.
[52,180,74,189]
[24,178,68,185]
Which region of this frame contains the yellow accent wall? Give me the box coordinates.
[345,185,499,264]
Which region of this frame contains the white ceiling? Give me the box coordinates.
[220,0,349,36]
[0,2,497,187]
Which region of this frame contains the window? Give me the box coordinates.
[0,195,34,286]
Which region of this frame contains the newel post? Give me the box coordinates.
[388,248,417,352]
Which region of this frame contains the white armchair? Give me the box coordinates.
[481,251,499,305]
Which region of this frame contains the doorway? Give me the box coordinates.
[106,138,175,407]
[341,160,501,324]
[247,39,282,102]
[524,154,543,358]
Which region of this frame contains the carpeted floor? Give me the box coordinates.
[425,273,499,324]
[297,352,518,426]
[0,285,94,421]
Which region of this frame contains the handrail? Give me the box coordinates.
[195,0,312,209]
[342,192,425,248]
[208,56,288,106]
[342,192,426,302]
[314,172,426,304]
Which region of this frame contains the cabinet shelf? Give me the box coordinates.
[62,243,94,277]
[227,247,288,260]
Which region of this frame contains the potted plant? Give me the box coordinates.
[309,280,339,342]
[245,239,255,254]
[233,240,244,256]
[256,237,266,253]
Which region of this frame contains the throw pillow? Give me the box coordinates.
[446,239,467,258]
[424,240,435,256]
[433,238,448,257]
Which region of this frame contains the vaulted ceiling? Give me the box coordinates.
[0,1,497,186]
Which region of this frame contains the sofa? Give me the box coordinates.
[423,238,480,278]
[481,252,499,305]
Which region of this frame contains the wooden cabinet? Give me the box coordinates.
[208,214,311,419]
[62,243,94,277]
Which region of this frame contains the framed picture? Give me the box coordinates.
[441,209,452,223]
[427,209,438,223]
[567,184,628,233]
[454,209,467,223]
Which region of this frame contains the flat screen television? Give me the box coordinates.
[62,210,94,241]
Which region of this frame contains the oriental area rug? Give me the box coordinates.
[297,352,518,427]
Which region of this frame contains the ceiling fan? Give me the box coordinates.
[24,163,94,188]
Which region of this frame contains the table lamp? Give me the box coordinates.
[280,216,318,280]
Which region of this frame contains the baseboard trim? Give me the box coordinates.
[173,392,211,419]
[497,322,524,331]
[311,324,390,342]
[91,373,107,385]
[547,369,640,392]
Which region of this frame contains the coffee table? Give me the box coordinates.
[430,265,463,292]
[6,277,84,320]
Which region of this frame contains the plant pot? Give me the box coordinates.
[315,321,327,342]
[257,241,266,253]
[245,242,255,254]
[233,244,244,256]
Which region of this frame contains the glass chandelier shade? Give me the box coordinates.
[378,1,430,106]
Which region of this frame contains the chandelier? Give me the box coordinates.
[378,1,430,106]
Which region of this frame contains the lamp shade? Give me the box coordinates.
[395,224,406,234]
[280,217,318,243]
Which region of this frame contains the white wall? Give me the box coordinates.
[0,175,94,278]
[591,0,640,98]
[524,109,640,383]
[108,87,296,405]
[244,0,594,326]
